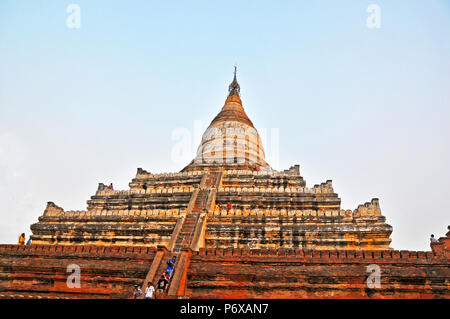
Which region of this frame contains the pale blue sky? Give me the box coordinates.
[0,0,449,250]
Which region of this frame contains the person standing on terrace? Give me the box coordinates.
[18,233,25,245]
[430,234,439,243]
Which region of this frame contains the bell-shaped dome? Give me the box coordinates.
[184,70,269,171]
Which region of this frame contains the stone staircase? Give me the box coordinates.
[172,191,206,250]
[167,170,222,297]
[193,190,208,211]
[173,208,201,252]
[138,170,223,298]
[151,250,172,299]
[172,170,222,253]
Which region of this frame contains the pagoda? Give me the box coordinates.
[0,70,448,299]
[29,69,393,251]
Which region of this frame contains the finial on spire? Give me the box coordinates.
[228,66,240,97]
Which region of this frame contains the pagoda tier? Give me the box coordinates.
[30,167,392,250]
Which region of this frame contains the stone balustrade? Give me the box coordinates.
[136,168,204,179]
[217,185,334,194]
[352,198,382,217]
[45,208,187,218]
[96,186,195,196]
[207,208,350,218]
[208,199,380,218]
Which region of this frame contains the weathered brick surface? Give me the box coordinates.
[0,232,448,299]
[0,244,155,299]
[185,247,450,299]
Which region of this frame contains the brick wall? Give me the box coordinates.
[0,244,156,299]
[186,247,449,299]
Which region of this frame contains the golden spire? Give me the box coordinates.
[212,66,252,127]
[228,66,240,97]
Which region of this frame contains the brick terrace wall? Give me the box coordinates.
[186,248,450,299]
[0,244,156,299]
